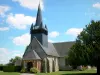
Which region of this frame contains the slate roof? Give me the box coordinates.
[23,48,41,60]
[53,41,75,57]
[33,37,59,57]
[42,42,59,57]
[23,37,59,60]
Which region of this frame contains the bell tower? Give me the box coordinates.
[30,4,48,47]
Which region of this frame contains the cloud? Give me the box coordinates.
[48,39,55,43]
[0,27,9,31]
[0,48,23,64]
[0,5,10,17]
[6,13,36,29]
[93,2,100,9]
[49,31,60,38]
[13,0,44,10]
[13,33,30,46]
[66,28,83,36]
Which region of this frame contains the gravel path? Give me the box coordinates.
[20,73,35,75]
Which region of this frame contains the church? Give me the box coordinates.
[22,4,75,73]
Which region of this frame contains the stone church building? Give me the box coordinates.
[22,4,75,72]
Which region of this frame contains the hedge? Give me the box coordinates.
[0,66,3,71]
[3,66,21,72]
[3,66,15,72]
[15,66,22,72]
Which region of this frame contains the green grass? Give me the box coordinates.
[0,71,20,75]
[0,69,96,75]
[36,69,96,75]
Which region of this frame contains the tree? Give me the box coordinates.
[68,20,100,74]
[7,56,21,66]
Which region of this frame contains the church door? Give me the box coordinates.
[27,62,33,72]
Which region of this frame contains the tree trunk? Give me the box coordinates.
[97,56,100,75]
[97,64,100,74]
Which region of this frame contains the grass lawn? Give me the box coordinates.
[0,71,20,75]
[36,69,96,75]
[0,69,96,75]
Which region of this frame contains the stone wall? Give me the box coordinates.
[58,57,72,71]
[47,56,59,72]
[58,57,66,70]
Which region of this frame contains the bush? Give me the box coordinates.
[20,68,26,73]
[15,66,22,72]
[30,67,39,73]
[82,66,87,71]
[3,66,15,72]
[0,66,3,71]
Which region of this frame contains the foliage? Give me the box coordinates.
[0,64,3,66]
[0,64,4,71]
[68,20,100,73]
[3,66,15,72]
[82,66,87,71]
[3,66,21,72]
[30,67,39,73]
[0,66,3,71]
[68,20,100,66]
[20,67,26,73]
[15,66,22,72]
[7,56,22,66]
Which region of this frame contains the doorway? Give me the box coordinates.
[27,62,33,72]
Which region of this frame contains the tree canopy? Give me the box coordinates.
[7,56,22,66]
[68,20,100,69]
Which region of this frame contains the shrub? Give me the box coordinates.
[30,67,39,73]
[20,68,26,73]
[15,66,22,72]
[82,66,87,71]
[0,66,3,71]
[3,66,15,72]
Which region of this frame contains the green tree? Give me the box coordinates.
[68,20,100,74]
[7,56,21,66]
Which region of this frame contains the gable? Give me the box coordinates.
[23,50,41,60]
[23,37,47,59]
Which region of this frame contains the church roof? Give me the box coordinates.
[33,37,59,57]
[23,48,41,60]
[53,41,75,57]
[23,37,59,60]
[42,42,59,57]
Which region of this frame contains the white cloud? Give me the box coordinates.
[93,2,100,9]
[13,33,30,46]
[0,27,9,31]
[66,28,83,36]
[0,5,10,17]
[49,31,60,38]
[6,13,36,29]
[13,0,44,10]
[48,39,55,43]
[0,48,23,64]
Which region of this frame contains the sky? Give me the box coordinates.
[0,0,100,64]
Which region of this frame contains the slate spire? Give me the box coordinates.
[35,3,42,26]
[30,23,33,30]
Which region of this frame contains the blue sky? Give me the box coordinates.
[0,0,100,64]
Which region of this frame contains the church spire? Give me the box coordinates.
[30,23,33,30]
[35,3,42,26]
